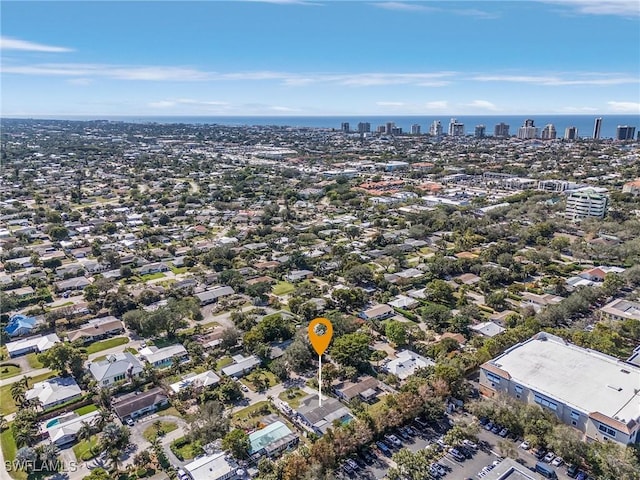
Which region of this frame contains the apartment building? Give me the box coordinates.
[479,332,640,446]
[565,189,608,220]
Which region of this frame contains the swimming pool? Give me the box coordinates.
[45,418,60,428]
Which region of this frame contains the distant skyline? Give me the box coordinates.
[1,1,639,117]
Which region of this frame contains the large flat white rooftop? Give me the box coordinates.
[488,333,640,425]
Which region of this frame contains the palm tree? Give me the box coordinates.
[10,382,26,407]
[93,408,113,431]
[108,448,122,473]
[77,421,94,443]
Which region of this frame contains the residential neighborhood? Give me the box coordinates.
[0,118,639,480]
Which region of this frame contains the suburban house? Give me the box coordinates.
[387,295,419,310]
[54,276,91,292]
[137,262,170,275]
[138,344,189,369]
[599,299,640,322]
[333,376,381,403]
[360,304,394,321]
[25,376,82,410]
[296,395,354,436]
[5,314,37,337]
[89,352,144,387]
[284,269,314,282]
[470,321,506,338]
[520,292,563,312]
[169,370,220,394]
[384,350,435,381]
[182,452,239,480]
[479,332,640,446]
[44,410,100,446]
[6,333,61,358]
[249,420,299,461]
[195,286,235,306]
[66,316,125,344]
[578,266,625,282]
[112,387,169,421]
[221,354,261,378]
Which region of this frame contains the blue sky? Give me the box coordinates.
[1,0,639,116]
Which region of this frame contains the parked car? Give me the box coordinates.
[532,447,546,459]
[575,472,587,480]
[566,464,579,478]
[431,463,446,476]
[385,434,402,448]
[463,439,479,450]
[551,456,564,467]
[346,458,359,471]
[341,463,353,475]
[491,424,501,434]
[125,417,134,426]
[405,426,417,437]
[479,417,490,426]
[499,428,509,437]
[543,451,556,463]
[376,441,392,456]
[396,428,411,442]
[519,440,531,450]
[484,421,494,431]
[449,447,466,462]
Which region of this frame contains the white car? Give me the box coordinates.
[543,451,556,463]
[463,439,479,450]
[519,440,530,450]
[551,456,564,467]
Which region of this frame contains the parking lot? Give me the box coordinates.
[333,413,579,480]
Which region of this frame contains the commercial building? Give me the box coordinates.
[541,124,557,140]
[517,119,538,139]
[357,122,371,133]
[564,126,578,140]
[475,125,486,138]
[341,122,350,133]
[479,332,640,446]
[593,117,602,139]
[448,118,465,136]
[480,458,543,479]
[494,122,510,138]
[616,125,636,141]
[410,124,421,135]
[430,120,443,138]
[565,189,609,220]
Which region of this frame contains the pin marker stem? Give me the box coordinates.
[318,354,322,407]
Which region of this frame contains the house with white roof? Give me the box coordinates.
[5,333,60,358]
[25,376,82,410]
[138,344,189,369]
[44,410,100,446]
[384,350,435,381]
[170,370,220,394]
[221,354,261,378]
[182,452,239,480]
[89,352,143,387]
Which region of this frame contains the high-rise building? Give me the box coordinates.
[565,189,609,220]
[494,122,510,138]
[564,126,578,140]
[341,122,350,133]
[616,125,636,141]
[517,119,538,139]
[474,125,486,138]
[429,120,443,138]
[357,122,371,133]
[386,122,395,135]
[593,117,602,140]
[376,125,386,134]
[448,118,464,136]
[541,124,557,140]
[410,124,421,135]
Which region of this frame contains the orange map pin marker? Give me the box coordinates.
[308,317,333,406]
[308,317,333,356]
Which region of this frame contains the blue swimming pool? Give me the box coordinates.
[46,418,60,428]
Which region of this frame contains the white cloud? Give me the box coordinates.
[425,101,448,109]
[472,73,639,86]
[607,101,640,112]
[452,8,500,19]
[67,78,92,86]
[374,2,438,12]
[539,1,640,17]
[2,63,211,81]
[149,98,229,108]
[376,101,405,106]
[465,100,499,111]
[0,36,74,53]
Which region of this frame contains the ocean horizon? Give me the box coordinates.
[3,114,639,139]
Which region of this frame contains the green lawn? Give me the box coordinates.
[278,388,307,408]
[0,372,56,415]
[74,404,98,416]
[272,281,295,296]
[231,400,274,429]
[26,353,44,369]
[0,364,21,380]
[50,301,74,310]
[140,272,167,281]
[241,369,279,392]
[73,434,100,461]
[143,421,178,442]
[86,336,129,354]
[157,405,183,418]
[170,266,188,274]
[171,437,202,461]
[1,427,17,462]
[216,356,233,371]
